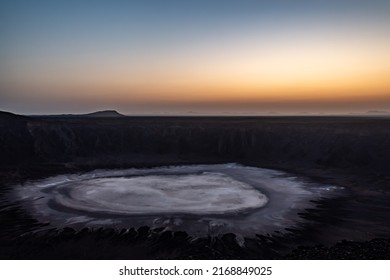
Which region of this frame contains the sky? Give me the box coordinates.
[1,0,390,115]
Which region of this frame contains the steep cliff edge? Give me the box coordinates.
[1,112,390,184]
[0,111,35,164]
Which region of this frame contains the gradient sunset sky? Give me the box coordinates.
[1,0,389,115]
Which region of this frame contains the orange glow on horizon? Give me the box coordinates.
[2,30,389,109]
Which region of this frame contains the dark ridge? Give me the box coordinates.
[83,110,125,118]
[28,110,126,118]
[366,110,390,115]
[0,110,29,120]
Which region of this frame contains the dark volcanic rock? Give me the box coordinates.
[1,114,390,187]
[287,239,390,259]
[0,111,35,165]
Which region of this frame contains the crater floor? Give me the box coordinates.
[13,164,342,235]
[55,173,268,215]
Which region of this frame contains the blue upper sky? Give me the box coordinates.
[1,0,389,115]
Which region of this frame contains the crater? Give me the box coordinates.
[54,173,268,215]
[13,163,342,236]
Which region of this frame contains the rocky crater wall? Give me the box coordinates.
[1,114,390,178]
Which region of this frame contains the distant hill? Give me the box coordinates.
[83,110,125,118]
[27,110,126,118]
[0,110,28,120]
[366,110,389,115]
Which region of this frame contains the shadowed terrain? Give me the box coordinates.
[0,111,390,259]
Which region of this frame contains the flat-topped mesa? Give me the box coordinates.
[84,110,125,118]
